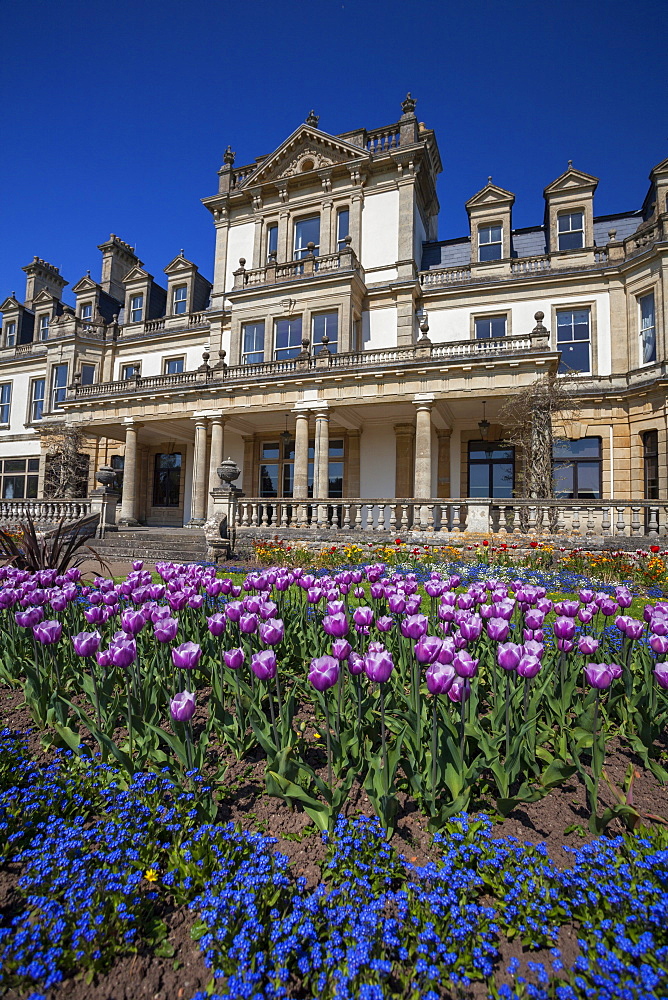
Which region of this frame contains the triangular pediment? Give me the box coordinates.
[466,182,515,211]
[122,264,154,284]
[72,276,100,294]
[164,254,197,275]
[544,166,598,196]
[32,288,58,306]
[650,156,668,180]
[239,125,370,187]
[0,295,22,312]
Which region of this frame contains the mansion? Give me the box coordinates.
[0,96,666,533]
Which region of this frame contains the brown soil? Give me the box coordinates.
[1,679,667,1000]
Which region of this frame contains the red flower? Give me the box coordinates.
[395,538,403,545]
[482,540,489,546]
[530,541,538,548]
[650,545,661,553]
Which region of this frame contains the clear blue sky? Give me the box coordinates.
[1,0,666,300]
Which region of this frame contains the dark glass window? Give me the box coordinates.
[153,453,181,507]
[267,224,278,259]
[0,383,11,424]
[80,364,96,385]
[275,317,303,360]
[111,455,124,500]
[337,209,350,251]
[553,437,601,499]
[164,357,184,375]
[31,379,45,421]
[294,216,320,259]
[242,322,265,364]
[1,458,39,499]
[557,309,590,374]
[51,364,68,410]
[475,315,506,339]
[312,312,338,352]
[557,211,584,251]
[640,293,656,365]
[478,224,502,262]
[643,430,659,500]
[468,442,514,498]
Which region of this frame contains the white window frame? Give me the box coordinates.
[478,224,502,262]
[130,294,144,324]
[30,378,45,422]
[293,216,320,260]
[312,311,338,352]
[556,308,591,375]
[173,285,188,315]
[4,321,16,348]
[0,383,11,425]
[163,356,185,375]
[121,361,141,380]
[38,314,50,341]
[639,291,656,366]
[337,208,350,251]
[80,302,93,321]
[80,364,96,386]
[51,363,68,411]
[266,223,278,261]
[242,321,265,364]
[557,211,584,251]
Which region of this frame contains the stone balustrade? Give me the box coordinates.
[234,498,668,539]
[233,247,361,290]
[0,498,93,526]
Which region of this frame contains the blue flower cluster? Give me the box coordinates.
[1,730,667,1000]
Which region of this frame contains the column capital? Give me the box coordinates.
[413,393,435,410]
[122,418,143,429]
[313,407,330,420]
[436,426,452,440]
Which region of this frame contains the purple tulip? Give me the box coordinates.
[223,647,245,670]
[437,638,456,664]
[225,600,244,622]
[251,650,277,681]
[654,662,668,689]
[170,689,196,722]
[259,618,284,646]
[599,599,618,618]
[348,651,365,676]
[517,654,541,678]
[460,616,483,641]
[331,638,352,661]
[84,605,106,625]
[650,616,668,636]
[154,617,179,643]
[447,677,471,703]
[322,612,349,638]
[307,587,323,604]
[584,662,614,689]
[376,615,394,632]
[625,620,644,640]
[121,609,145,636]
[15,608,44,628]
[497,642,522,671]
[554,600,579,618]
[615,587,633,609]
[414,635,443,665]
[207,613,227,637]
[109,640,136,668]
[353,606,374,629]
[364,648,394,683]
[524,609,545,630]
[523,639,544,659]
[608,662,623,680]
[400,614,428,640]
[557,639,574,653]
[308,654,340,691]
[172,641,202,671]
[425,661,456,695]
[553,617,576,640]
[72,631,102,657]
[487,618,510,642]
[239,613,258,635]
[96,649,111,669]
[453,650,479,678]
[650,633,668,655]
[578,635,600,655]
[33,620,62,645]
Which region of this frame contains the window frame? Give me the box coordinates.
[172,284,188,315]
[79,302,93,322]
[0,383,11,425]
[293,215,321,260]
[467,440,515,498]
[336,208,350,251]
[473,313,508,340]
[30,378,45,422]
[0,457,39,500]
[242,321,265,365]
[555,306,592,375]
[274,315,303,361]
[38,314,50,341]
[643,429,659,501]
[51,363,68,411]
[639,291,656,366]
[80,364,96,386]
[557,210,585,252]
[477,223,503,262]
[121,361,142,380]
[4,321,16,348]
[152,452,182,507]
[266,223,278,261]
[311,311,338,352]
[163,356,185,375]
[552,436,602,500]
[130,293,144,324]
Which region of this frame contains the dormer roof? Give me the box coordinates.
[0,295,22,313]
[71,275,101,295]
[235,123,370,188]
[544,164,598,196]
[465,181,516,211]
[164,253,198,275]
[122,264,154,284]
[32,288,60,307]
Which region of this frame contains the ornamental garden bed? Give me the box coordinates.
[0,558,667,1000]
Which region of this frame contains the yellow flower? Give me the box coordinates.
[144,868,159,882]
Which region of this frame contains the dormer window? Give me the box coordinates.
[337,209,350,251]
[39,315,50,341]
[4,322,16,348]
[267,224,278,260]
[557,211,584,251]
[130,294,144,323]
[294,216,320,260]
[80,302,93,322]
[173,285,187,315]
[478,224,502,262]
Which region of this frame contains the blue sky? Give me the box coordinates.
[1,0,666,300]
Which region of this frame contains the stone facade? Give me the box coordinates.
[0,97,667,526]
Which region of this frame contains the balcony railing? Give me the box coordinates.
[235,498,668,539]
[233,247,361,290]
[68,333,546,401]
[0,499,93,526]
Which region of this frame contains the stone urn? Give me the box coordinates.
[217,458,241,487]
[96,465,118,490]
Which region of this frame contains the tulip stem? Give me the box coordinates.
[505,671,511,760]
[185,720,194,773]
[324,689,332,788]
[431,697,438,803]
[591,688,601,819]
[356,674,362,727]
[459,697,466,763]
[380,684,388,793]
[266,682,278,748]
[126,678,133,761]
[274,671,283,726]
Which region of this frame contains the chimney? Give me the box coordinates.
[22,257,68,308]
[97,235,141,302]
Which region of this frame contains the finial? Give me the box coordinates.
[568,159,573,169]
[487,175,492,184]
[306,110,320,127]
[223,145,235,165]
[180,248,184,257]
[401,92,417,115]
[86,269,90,277]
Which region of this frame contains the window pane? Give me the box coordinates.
[328,462,344,498]
[243,322,265,363]
[153,453,181,506]
[475,316,505,339]
[576,462,600,499]
[553,462,574,498]
[275,317,303,359]
[262,443,280,460]
[559,230,584,251]
[267,225,278,255]
[559,340,590,373]
[553,437,600,459]
[468,464,490,498]
[479,242,502,262]
[337,209,350,249]
[294,217,320,258]
[81,365,95,385]
[5,459,25,473]
[282,463,294,498]
[165,358,184,375]
[312,312,338,351]
[492,463,514,498]
[28,459,40,472]
[27,475,38,499]
[259,464,279,497]
[329,439,344,458]
[3,476,25,499]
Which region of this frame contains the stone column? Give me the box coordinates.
[436,428,452,498]
[293,410,310,500]
[346,429,361,497]
[313,409,330,499]
[414,401,433,499]
[189,417,209,525]
[119,421,142,526]
[207,417,225,517]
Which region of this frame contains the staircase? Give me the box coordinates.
[91,527,209,565]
